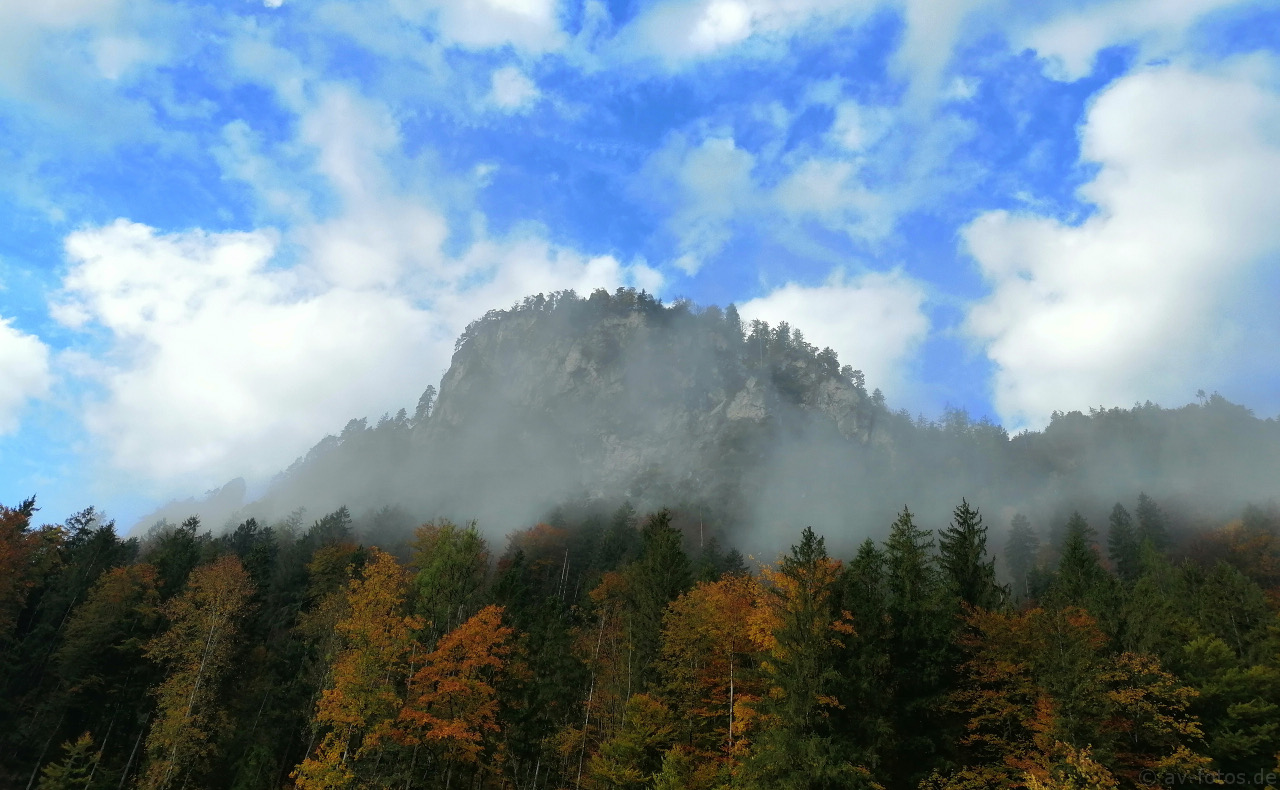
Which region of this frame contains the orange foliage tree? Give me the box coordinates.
[657,572,762,779]
[293,548,422,790]
[927,606,1210,790]
[396,604,514,784]
[137,555,255,790]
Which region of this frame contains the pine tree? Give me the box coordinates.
[1107,504,1141,583]
[742,528,871,789]
[938,499,1005,611]
[35,733,97,790]
[1049,513,1108,609]
[1006,514,1040,601]
[883,507,949,786]
[628,510,691,689]
[1135,493,1169,551]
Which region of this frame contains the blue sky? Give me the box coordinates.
[1,0,1279,528]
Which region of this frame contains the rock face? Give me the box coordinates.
[409,289,878,524]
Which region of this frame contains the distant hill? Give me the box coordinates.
[139,288,1280,554]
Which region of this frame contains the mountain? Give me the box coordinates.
[140,287,1280,553]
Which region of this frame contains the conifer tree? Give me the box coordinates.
[35,733,97,790]
[883,506,949,786]
[628,510,691,689]
[1135,493,1169,551]
[1005,514,1040,601]
[1107,504,1141,583]
[742,528,871,789]
[1049,513,1108,609]
[939,499,1004,611]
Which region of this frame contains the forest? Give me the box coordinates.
[2,487,1278,789]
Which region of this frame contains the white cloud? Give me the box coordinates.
[393,0,565,53]
[965,64,1280,429]
[738,269,929,393]
[624,0,870,63]
[0,316,52,435]
[1021,0,1245,81]
[490,66,541,112]
[52,82,663,497]
[648,134,757,275]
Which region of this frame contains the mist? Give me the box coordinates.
[136,287,1280,564]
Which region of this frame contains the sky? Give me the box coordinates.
[1,0,1278,528]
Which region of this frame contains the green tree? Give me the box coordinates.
[628,509,691,689]
[35,732,97,790]
[742,528,871,790]
[1005,514,1040,601]
[939,499,1005,611]
[1049,513,1108,609]
[884,506,949,787]
[410,521,489,645]
[1135,493,1169,551]
[1106,504,1140,583]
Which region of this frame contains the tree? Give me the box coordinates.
[409,521,488,645]
[1005,514,1040,601]
[293,549,421,790]
[657,573,761,778]
[397,605,514,786]
[939,499,1004,611]
[137,555,255,790]
[930,606,1210,790]
[628,510,691,689]
[1107,504,1140,583]
[35,733,97,790]
[1136,493,1169,551]
[883,506,949,786]
[1049,513,1108,609]
[742,528,871,790]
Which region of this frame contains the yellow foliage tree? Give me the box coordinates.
[137,555,255,790]
[293,548,421,790]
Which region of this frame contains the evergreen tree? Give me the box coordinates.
[1049,513,1108,610]
[742,528,872,790]
[883,507,949,785]
[628,510,691,689]
[1005,514,1040,601]
[938,499,1004,611]
[1135,493,1169,551]
[1107,504,1141,583]
[35,733,97,790]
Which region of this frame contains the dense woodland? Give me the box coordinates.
[3,489,1279,789]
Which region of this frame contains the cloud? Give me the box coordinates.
[623,0,871,63]
[0,316,52,435]
[647,134,757,275]
[738,269,929,393]
[389,0,565,53]
[1020,0,1246,81]
[490,66,541,112]
[964,63,1280,429]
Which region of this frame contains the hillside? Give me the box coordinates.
[143,287,1280,553]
